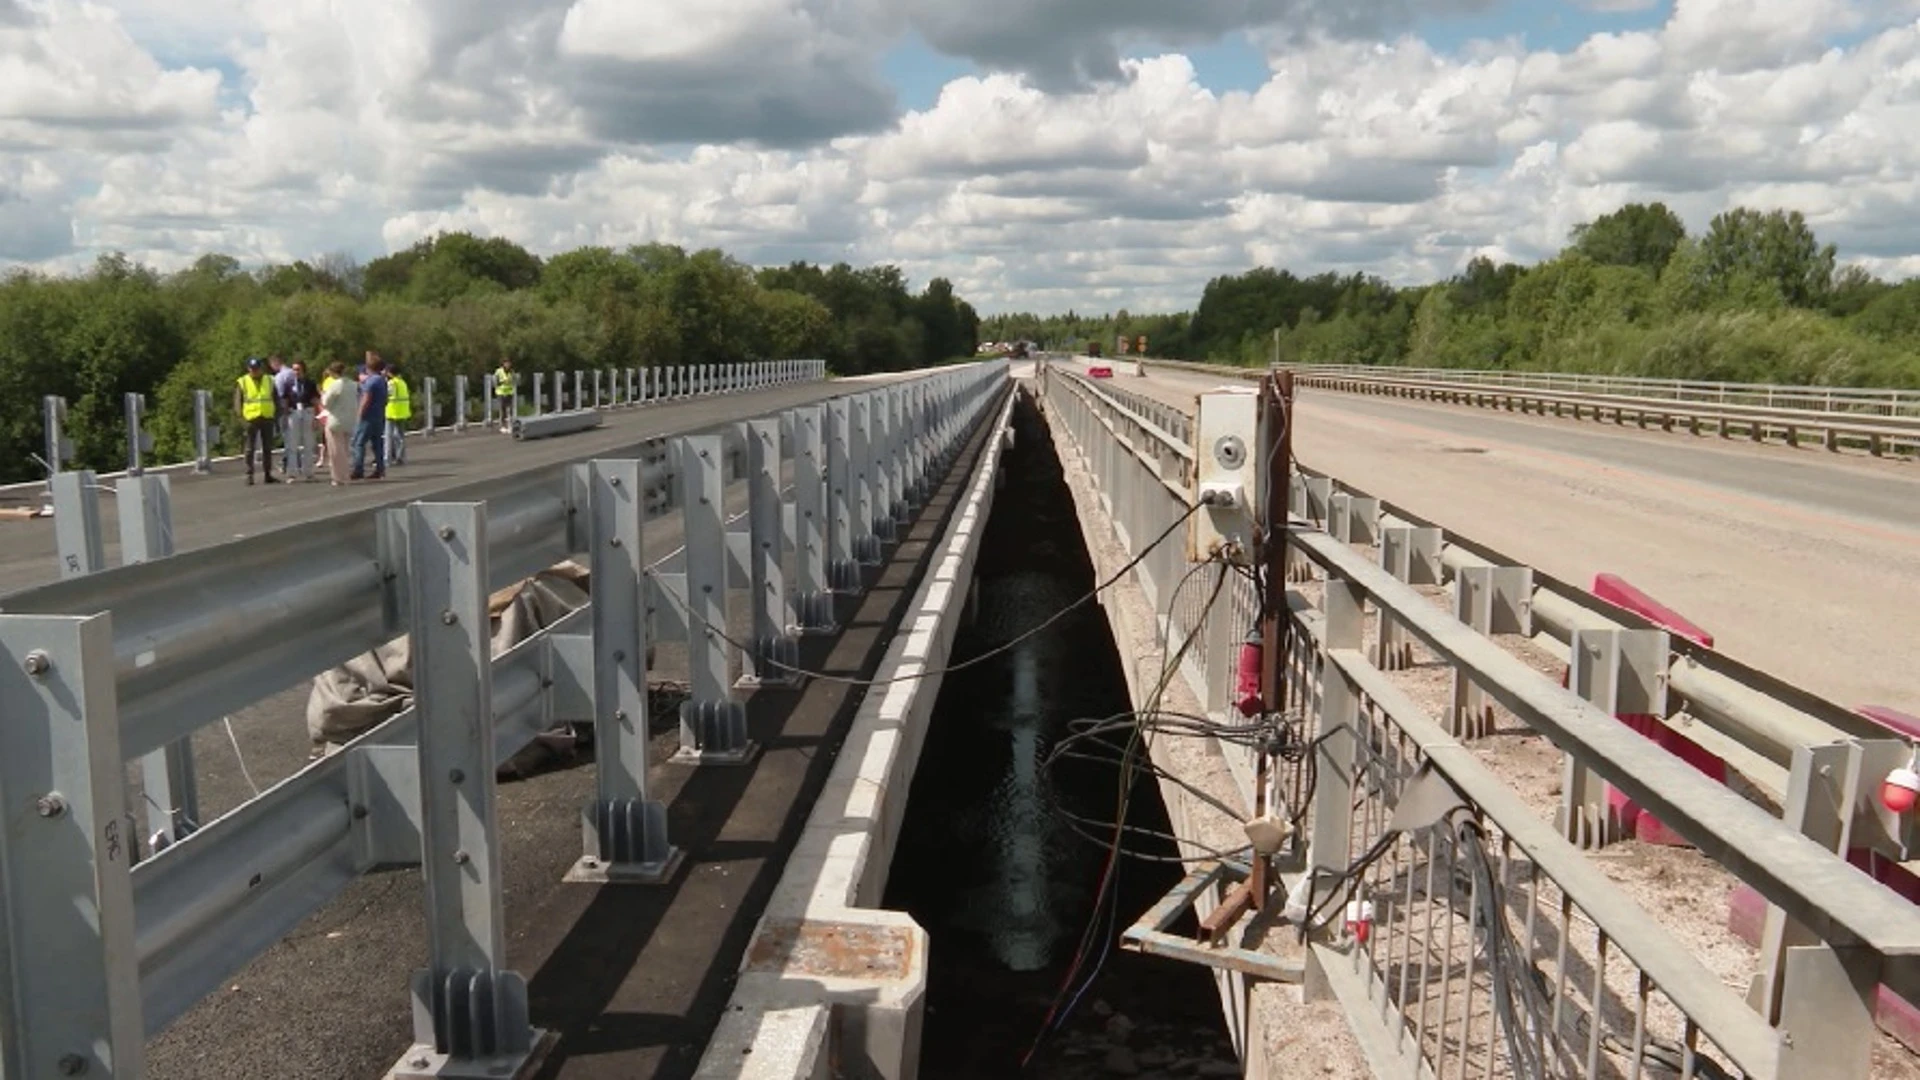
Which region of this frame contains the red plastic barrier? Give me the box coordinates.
[1573,574,1726,846]
[1860,705,1920,741]
[1727,706,1920,1050]
[1727,841,1920,1052]
[1591,573,1715,648]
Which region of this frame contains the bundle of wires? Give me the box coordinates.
[1300,806,1737,1080]
[1021,481,1319,1067]
[1016,558,1228,1068]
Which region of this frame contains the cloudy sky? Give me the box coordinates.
[2,0,1917,312]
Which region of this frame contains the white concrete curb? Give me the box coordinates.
[694,383,1021,1080]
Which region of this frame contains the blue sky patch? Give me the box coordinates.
[1417,1,1673,53]
[882,34,984,112]
[1137,32,1271,95]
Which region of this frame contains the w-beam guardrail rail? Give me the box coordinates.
[15,359,829,499]
[1143,358,1920,457]
[1038,358,1920,1080]
[0,358,1006,1080]
[1285,362,1920,417]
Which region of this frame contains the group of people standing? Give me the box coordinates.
[233,353,412,486]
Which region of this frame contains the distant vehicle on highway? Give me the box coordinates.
[1088,365,1113,379]
[1010,342,1030,359]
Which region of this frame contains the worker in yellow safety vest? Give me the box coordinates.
[234,356,278,485]
[494,358,515,431]
[385,365,411,467]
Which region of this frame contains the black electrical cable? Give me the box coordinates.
[650,501,1206,688]
[1021,558,1226,1068]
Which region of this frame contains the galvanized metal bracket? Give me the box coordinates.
[826,397,862,591]
[1447,565,1535,739]
[669,436,754,766]
[850,394,883,565]
[0,612,148,1080]
[52,469,105,579]
[565,460,684,885]
[1559,628,1669,849]
[391,502,547,1080]
[789,404,837,634]
[737,420,804,691]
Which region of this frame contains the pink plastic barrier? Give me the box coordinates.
[1591,573,1715,648]
[1727,814,1920,1052]
[1575,574,1727,846]
[1727,706,1920,1050]
[1860,705,1920,741]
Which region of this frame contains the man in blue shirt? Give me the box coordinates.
[351,352,390,480]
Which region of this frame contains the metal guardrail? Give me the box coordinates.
[1038,360,1920,1079]
[1143,359,1920,456]
[1150,359,1920,418]
[0,358,1008,1078]
[14,359,830,499]
[1099,362,1898,790]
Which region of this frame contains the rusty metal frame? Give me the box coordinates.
[1121,860,1305,984]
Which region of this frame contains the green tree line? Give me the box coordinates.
[982,204,1920,388]
[0,234,981,483]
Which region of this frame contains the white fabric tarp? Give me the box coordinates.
[306,563,594,774]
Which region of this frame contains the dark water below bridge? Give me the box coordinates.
[884,392,1241,1079]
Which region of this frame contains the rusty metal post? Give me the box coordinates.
[1253,371,1294,909]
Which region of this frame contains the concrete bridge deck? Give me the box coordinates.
[5,355,1916,1080]
[0,367,1015,1080]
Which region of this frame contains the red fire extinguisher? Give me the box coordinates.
[1235,626,1264,718]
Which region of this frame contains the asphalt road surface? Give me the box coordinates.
[1124,366,1920,714]
[0,375,912,596]
[0,371,972,1080]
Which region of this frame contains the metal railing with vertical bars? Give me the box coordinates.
[1037,358,1920,1080]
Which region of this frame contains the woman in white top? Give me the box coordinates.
[319,361,359,485]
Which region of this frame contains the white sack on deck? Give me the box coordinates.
[306,564,594,771]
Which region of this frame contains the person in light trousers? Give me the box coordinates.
[320,361,356,485]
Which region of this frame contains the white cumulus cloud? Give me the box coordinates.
[1,0,1918,310]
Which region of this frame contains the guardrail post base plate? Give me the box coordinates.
[388,972,554,1080]
[671,700,758,766]
[567,798,685,885]
[736,634,807,692]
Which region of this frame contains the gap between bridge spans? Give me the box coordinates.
[1025,373,1363,1079]
[694,385,1022,1080]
